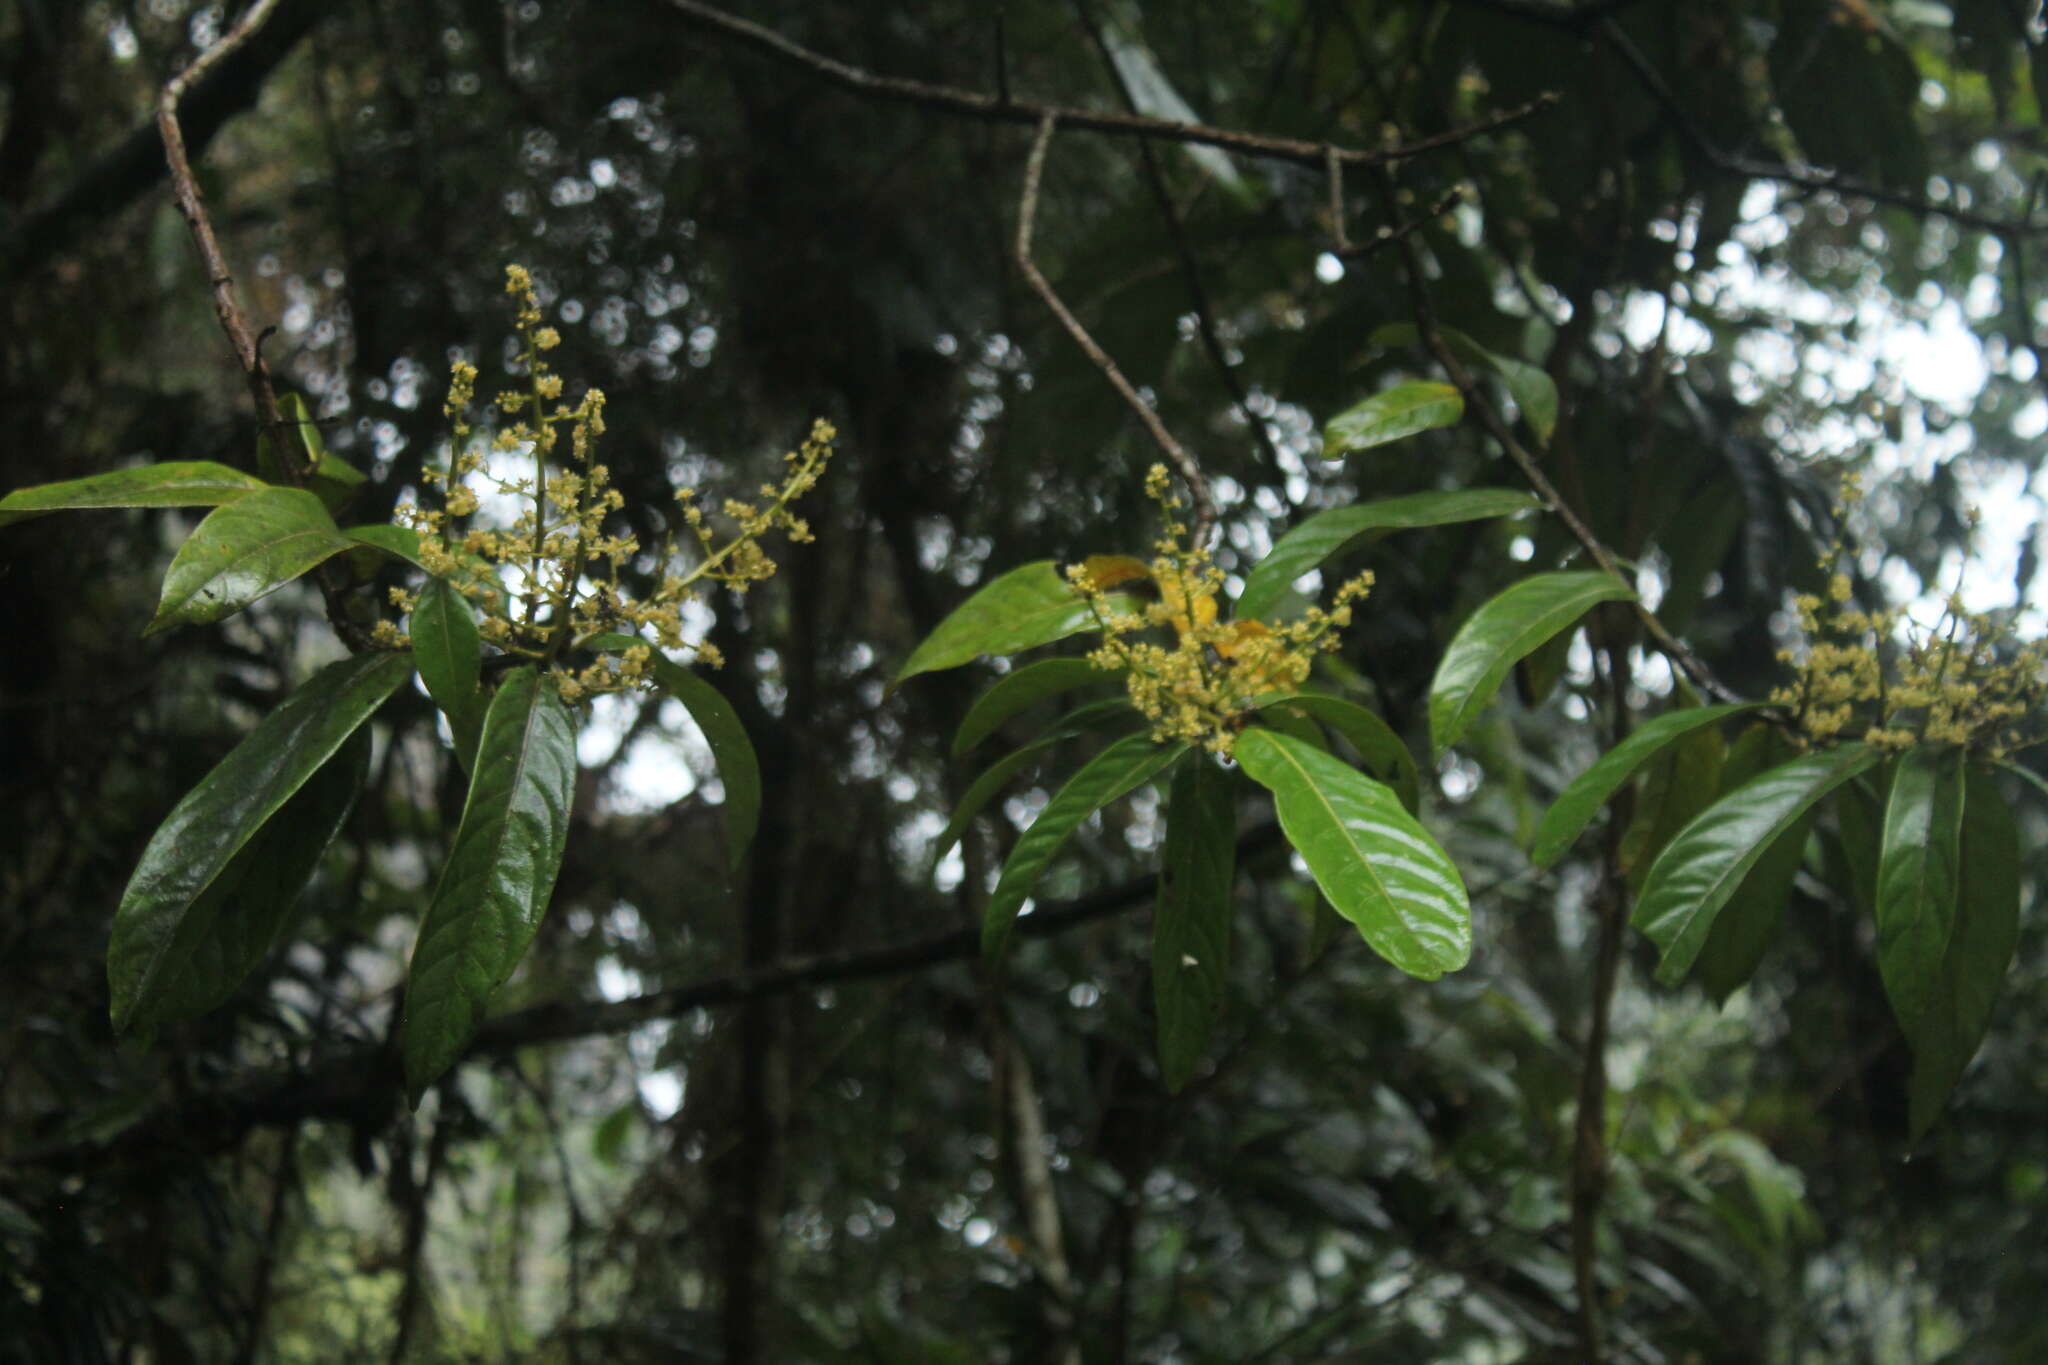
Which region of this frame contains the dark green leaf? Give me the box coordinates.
[1235,727,1469,980]
[412,577,485,773]
[931,699,1140,870]
[125,731,370,1035]
[894,561,1131,687]
[1321,382,1463,458]
[343,524,498,599]
[1257,692,1420,814]
[982,734,1187,963]
[1877,746,1967,1038]
[1153,757,1236,1093]
[1635,744,1880,987]
[1371,322,1559,443]
[952,657,1118,757]
[108,651,413,1034]
[1238,489,1538,621]
[1532,703,1766,866]
[1428,571,1635,757]
[148,487,353,635]
[1905,768,2019,1139]
[0,461,267,528]
[261,394,364,513]
[1694,812,1810,1006]
[1617,720,1728,892]
[644,650,761,872]
[403,668,578,1105]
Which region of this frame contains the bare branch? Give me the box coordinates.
[1014,114,1218,542]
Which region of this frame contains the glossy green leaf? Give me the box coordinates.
[1693,812,1810,1006]
[1257,692,1420,814]
[1154,757,1236,1093]
[894,561,1132,687]
[1877,746,1967,1038]
[1320,382,1463,458]
[1617,721,1728,892]
[1371,322,1559,443]
[1235,727,1469,980]
[124,731,370,1036]
[982,733,1187,964]
[0,461,267,528]
[108,651,413,1034]
[1532,703,1766,866]
[1635,744,1880,987]
[952,657,1118,757]
[931,698,1139,869]
[148,487,353,635]
[1238,489,1538,621]
[403,668,578,1105]
[412,577,485,772]
[1830,769,1887,918]
[260,394,364,513]
[1905,769,2019,1139]
[1428,571,1635,757]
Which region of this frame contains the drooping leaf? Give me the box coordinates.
[148,487,354,635]
[403,668,578,1105]
[1371,322,1559,443]
[1153,756,1236,1093]
[1693,812,1810,1006]
[1257,692,1420,814]
[1876,747,1967,1038]
[123,731,370,1036]
[108,651,414,1033]
[1829,768,1888,918]
[1635,744,1880,987]
[1532,703,1766,866]
[952,657,1119,757]
[0,461,267,528]
[982,733,1187,963]
[1237,489,1538,621]
[1235,727,1469,980]
[894,561,1134,687]
[931,699,1142,870]
[1428,571,1635,757]
[1321,382,1464,458]
[411,577,485,772]
[1617,720,1728,892]
[1904,769,2019,1139]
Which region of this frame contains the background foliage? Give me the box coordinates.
[4,0,2048,1360]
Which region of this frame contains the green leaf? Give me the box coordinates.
[1532,703,1767,866]
[1257,692,1420,814]
[1153,757,1236,1093]
[261,394,365,513]
[982,733,1187,963]
[1877,747,1967,1038]
[952,657,1118,757]
[1235,727,1469,980]
[123,731,370,1036]
[894,561,1130,687]
[343,524,498,598]
[1428,571,1635,757]
[931,698,1139,869]
[1693,812,1810,1006]
[108,651,414,1034]
[1321,382,1464,458]
[1904,768,2019,1139]
[1617,721,1728,892]
[403,668,578,1105]
[411,577,485,773]
[1634,744,1880,987]
[1371,322,1559,443]
[643,650,761,873]
[1238,489,1538,621]
[0,461,267,528]
[148,487,353,635]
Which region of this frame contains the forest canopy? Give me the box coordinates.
[4,1,2048,1361]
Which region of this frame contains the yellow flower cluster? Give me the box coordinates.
[1066,464,1371,756]
[1773,556,2047,759]
[380,264,834,703]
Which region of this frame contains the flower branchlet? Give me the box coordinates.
[1066,464,1371,756]
[381,264,835,703]
[1773,482,2046,758]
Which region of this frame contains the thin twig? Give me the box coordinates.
[1371,165,1738,702]
[1074,0,1283,472]
[657,0,1554,173]
[1336,184,1467,262]
[1014,114,1218,541]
